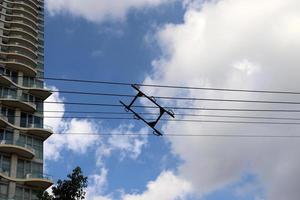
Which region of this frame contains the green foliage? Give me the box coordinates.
[37,191,53,200]
[38,166,88,200]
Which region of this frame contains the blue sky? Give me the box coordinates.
[44,1,190,199]
[43,0,300,200]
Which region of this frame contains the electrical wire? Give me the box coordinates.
[46,90,300,105]
[2,75,300,95]
[42,111,300,121]
[42,101,300,112]
[7,85,300,105]
[4,115,300,125]
[42,114,300,121]
[52,132,300,138]
[38,76,300,95]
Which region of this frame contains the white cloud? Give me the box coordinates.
[44,118,100,160]
[91,50,103,58]
[46,0,177,23]
[93,197,112,200]
[87,168,111,200]
[89,125,149,199]
[44,86,65,133]
[44,89,148,163]
[123,171,192,200]
[107,125,148,160]
[44,87,100,161]
[44,88,152,200]
[143,0,300,199]
[234,181,262,198]
[233,59,260,76]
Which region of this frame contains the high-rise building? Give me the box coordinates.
[0,0,53,199]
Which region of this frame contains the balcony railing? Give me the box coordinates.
[0,71,45,90]
[0,167,10,177]
[0,169,52,182]
[0,113,50,131]
[26,123,42,129]
[23,79,44,89]
[44,124,53,130]
[0,92,37,109]
[0,70,18,84]
[25,173,52,181]
[0,139,35,154]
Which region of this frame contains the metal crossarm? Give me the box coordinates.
[120,84,175,136]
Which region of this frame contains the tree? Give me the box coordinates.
[37,191,53,200]
[38,166,88,200]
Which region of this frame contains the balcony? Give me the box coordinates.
[0,170,53,190]
[0,1,38,20]
[0,8,38,29]
[23,173,53,189]
[1,30,38,50]
[0,42,37,59]
[0,115,53,140]
[5,9,37,25]
[0,74,51,100]
[0,18,37,36]
[0,92,37,112]
[4,0,39,16]
[0,49,38,67]
[22,123,53,140]
[0,139,35,159]
[0,59,36,76]
[0,71,18,86]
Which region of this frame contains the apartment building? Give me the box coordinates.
[0,0,53,199]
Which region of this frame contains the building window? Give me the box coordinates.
[0,129,13,144]
[24,188,30,200]
[17,134,43,160]
[33,138,43,160]
[0,66,18,83]
[23,77,44,89]
[35,98,43,113]
[0,87,17,99]
[1,106,15,124]
[15,187,23,200]
[0,183,8,199]
[20,112,43,128]
[31,190,40,200]
[0,155,11,176]
[16,186,38,200]
[17,159,43,179]
[22,93,35,105]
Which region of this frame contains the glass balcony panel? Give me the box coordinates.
[15,187,23,200]
[0,183,8,199]
[0,140,13,145]
[0,156,11,176]
[37,62,43,70]
[23,76,44,89]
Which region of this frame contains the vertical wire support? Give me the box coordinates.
[120,84,175,136]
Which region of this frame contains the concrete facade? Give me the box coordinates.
[0,0,53,199]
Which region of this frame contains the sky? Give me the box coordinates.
[43,0,300,200]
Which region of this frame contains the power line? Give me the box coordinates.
[6,86,300,105]
[38,76,300,95]
[44,110,300,120]
[161,119,300,125]
[42,101,300,112]
[6,115,300,125]
[52,132,300,138]
[43,110,300,121]
[43,114,300,121]
[54,118,300,125]
[46,90,300,105]
[3,75,300,95]
[42,77,132,86]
